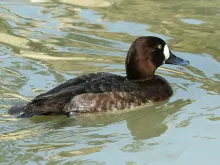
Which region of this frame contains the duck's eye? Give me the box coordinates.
[158,45,162,49]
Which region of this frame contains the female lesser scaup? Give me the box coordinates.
[9,36,189,118]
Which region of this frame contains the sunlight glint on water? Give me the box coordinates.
[0,0,219,164]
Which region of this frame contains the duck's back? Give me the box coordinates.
[9,72,173,118]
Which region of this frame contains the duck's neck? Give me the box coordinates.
[126,56,156,80]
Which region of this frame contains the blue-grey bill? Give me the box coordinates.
[165,52,190,66]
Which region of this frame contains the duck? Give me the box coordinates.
[8,36,189,118]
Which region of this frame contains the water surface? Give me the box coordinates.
[0,0,220,164]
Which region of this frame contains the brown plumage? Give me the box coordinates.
[8,36,189,118]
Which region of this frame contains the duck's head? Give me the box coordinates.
[126,36,189,80]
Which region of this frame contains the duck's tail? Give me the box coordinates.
[8,104,26,118]
[8,104,41,118]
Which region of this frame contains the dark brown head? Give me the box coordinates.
[125,36,189,80]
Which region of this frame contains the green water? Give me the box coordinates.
[0,0,220,164]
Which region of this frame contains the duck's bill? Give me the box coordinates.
[165,52,189,66]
